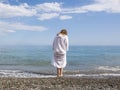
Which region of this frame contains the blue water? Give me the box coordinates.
[67,46,120,70]
[0,45,120,77]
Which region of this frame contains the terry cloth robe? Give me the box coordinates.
[52,34,69,68]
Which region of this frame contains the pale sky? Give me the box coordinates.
[0,0,120,45]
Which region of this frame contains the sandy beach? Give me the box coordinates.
[0,77,120,90]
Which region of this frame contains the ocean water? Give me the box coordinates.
[0,45,120,78]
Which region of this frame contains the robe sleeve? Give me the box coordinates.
[53,35,69,54]
[64,36,69,51]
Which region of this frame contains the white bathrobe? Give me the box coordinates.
[52,34,69,68]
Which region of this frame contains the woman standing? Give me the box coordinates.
[52,29,69,77]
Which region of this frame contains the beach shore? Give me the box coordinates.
[0,77,120,90]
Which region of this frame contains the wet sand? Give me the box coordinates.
[0,77,120,90]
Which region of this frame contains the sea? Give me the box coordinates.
[0,45,120,78]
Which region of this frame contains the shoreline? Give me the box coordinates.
[0,77,120,90]
[0,69,120,78]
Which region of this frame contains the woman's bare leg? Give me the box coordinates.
[57,68,60,77]
[60,68,63,77]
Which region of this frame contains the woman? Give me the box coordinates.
[52,29,69,77]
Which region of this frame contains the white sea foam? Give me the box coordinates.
[1,70,120,78]
[98,66,120,71]
[74,73,120,77]
[0,70,56,78]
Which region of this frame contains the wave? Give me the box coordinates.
[0,70,55,78]
[74,73,120,77]
[98,66,120,71]
[0,70,120,78]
